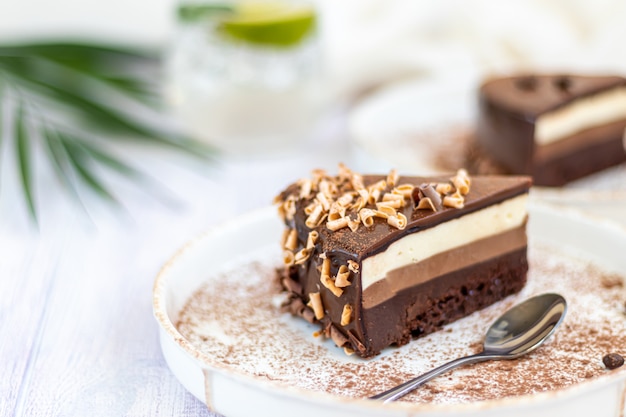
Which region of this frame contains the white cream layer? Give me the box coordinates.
[535,87,626,146]
[361,194,528,291]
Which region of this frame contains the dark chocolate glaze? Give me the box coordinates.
[480,74,626,117]
[476,74,626,186]
[278,173,531,358]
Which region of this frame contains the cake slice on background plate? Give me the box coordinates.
[275,165,532,358]
[477,74,626,186]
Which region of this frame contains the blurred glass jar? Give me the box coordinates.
[164,0,327,154]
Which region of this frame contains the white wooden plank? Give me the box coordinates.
[9,190,224,416]
[0,234,63,417]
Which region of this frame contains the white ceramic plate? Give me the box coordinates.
[154,203,626,417]
[348,76,626,197]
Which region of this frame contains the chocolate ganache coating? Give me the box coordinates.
[277,169,531,358]
[477,74,626,186]
[281,175,530,259]
[480,75,626,116]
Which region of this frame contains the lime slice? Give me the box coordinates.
[217,1,316,48]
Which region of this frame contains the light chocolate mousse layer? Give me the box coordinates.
[276,166,532,358]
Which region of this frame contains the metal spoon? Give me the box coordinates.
[370,293,567,403]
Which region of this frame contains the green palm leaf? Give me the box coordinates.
[42,127,83,204]
[15,103,37,223]
[57,135,119,204]
[0,43,158,106]
[0,55,205,155]
[0,41,216,223]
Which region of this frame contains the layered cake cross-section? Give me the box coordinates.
[477,74,626,186]
[275,165,532,358]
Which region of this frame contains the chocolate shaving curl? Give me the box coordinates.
[415,183,443,211]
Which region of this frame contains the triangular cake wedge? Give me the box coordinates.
[276,166,532,358]
[477,74,626,186]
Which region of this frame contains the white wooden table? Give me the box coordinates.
[0,116,354,417]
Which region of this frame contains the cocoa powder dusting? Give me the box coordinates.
[176,243,626,405]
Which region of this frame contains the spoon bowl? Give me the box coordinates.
[370,293,567,403]
[484,293,567,357]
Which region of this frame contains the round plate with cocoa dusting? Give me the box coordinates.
[348,76,626,199]
[153,202,626,417]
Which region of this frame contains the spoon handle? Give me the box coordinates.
[370,352,499,403]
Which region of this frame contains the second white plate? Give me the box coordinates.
[348,76,626,197]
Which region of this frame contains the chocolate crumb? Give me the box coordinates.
[600,275,624,289]
[602,353,624,370]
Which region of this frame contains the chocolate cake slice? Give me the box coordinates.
[275,166,531,358]
[476,74,626,186]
